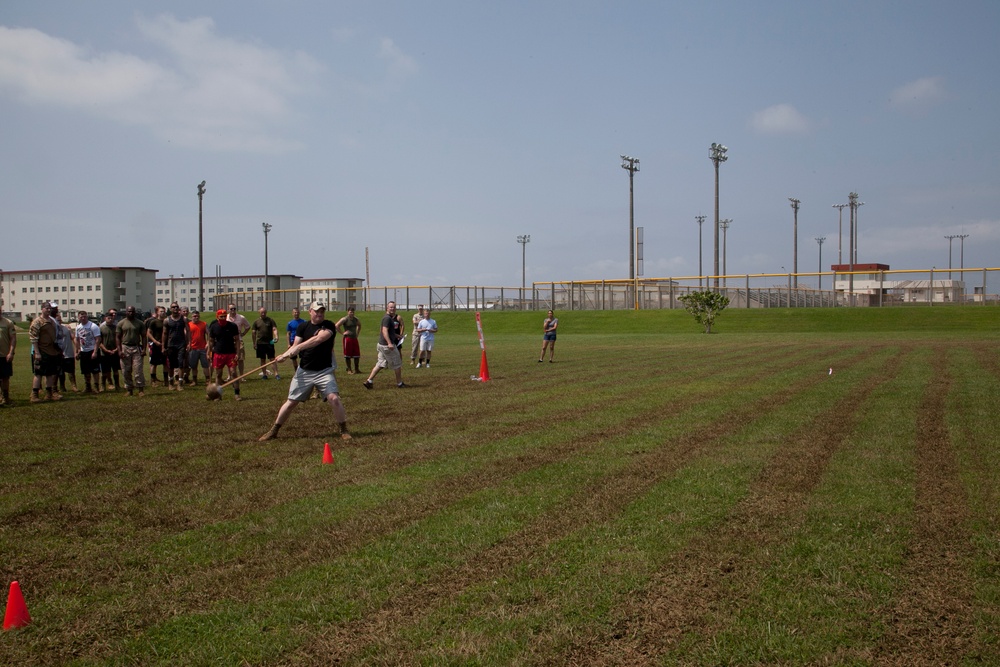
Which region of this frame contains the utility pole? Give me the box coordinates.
[517,234,530,300]
[620,155,639,280]
[832,203,848,264]
[197,181,206,312]
[709,143,728,290]
[720,219,732,288]
[848,192,860,305]
[788,198,800,288]
[262,222,272,310]
[816,237,826,290]
[695,215,706,288]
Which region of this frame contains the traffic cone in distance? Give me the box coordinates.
[4,581,31,630]
[322,442,334,465]
[479,350,491,382]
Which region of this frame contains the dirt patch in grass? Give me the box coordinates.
[550,344,907,666]
[873,346,977,666]
[284,344,876,664]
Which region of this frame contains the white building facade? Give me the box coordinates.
[0,267,157,320]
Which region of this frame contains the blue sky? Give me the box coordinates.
[1,1,998,289]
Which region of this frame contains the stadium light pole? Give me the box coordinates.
[848,192,861,305]
[720,219,732,288]
[854,199,865,264]
[958,233,969,272]
[788,198,800,288]
[695,215,706,288]
[620,155,639,280]
[197,181,206,312]
[709,143,728,290]
[517,234,530,297]
[816,236,826,290]
[832,203,848,264]
[945,234,958,279]
[262,222,272,310]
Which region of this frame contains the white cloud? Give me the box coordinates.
[378,37,418,78]
[748,104,811,136]
[889,76,945,109]
[0,16,324,152]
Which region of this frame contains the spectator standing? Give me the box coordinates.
[362,301,407,389]
[251,307,279,379]
[187,310,209,386]
[116,305,147,397]
[538,309,558,363]
[227,304,251,380]
[409,305,425,365]
[161,302,191,391]
[74,310,102,393]
[55,313,78,393]
[28,301,62,402]
[99,310,121,391]
[209,308,242,401]
[145,306,166,386]
[0,311,16,406]
[416,308,438,368]
[335,307,362,374]
[285,308,306,372]
[258,301,351,442]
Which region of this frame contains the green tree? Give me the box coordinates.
[678,291,731,333]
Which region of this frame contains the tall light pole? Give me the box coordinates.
[695,215,706,288]
[853,200,864,264]
[816,237,826,290]
[621,155,639,280]
[197,181,206,312]
[958,233,970,273]
[848,192,860,305]
[517,234,530,297]
[720,219,732,288]
[832,203,848,264]
[788,198,800,288]
[709,143,728,289]
[262,222,272,310]
[945,234,958,279]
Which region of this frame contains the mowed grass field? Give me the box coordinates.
[1,307,998,665]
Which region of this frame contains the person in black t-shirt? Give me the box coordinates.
[362,301,407,390]
[258,301,352,442]
[208,309,243,401]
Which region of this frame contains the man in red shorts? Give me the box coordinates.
[208,308,242,401]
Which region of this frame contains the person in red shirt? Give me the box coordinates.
[186,309,209,386]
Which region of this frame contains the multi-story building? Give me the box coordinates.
[156,273,304,312]
[0,267,157,320]
[298,278,366,311]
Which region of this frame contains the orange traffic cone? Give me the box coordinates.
[322,442,334,465]
[479,350,491,382]
[4,581,31,630]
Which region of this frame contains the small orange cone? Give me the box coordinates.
[479,350,491,382]
[4,581,31,630]
[322,442,334,465]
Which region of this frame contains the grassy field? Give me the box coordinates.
[0,307,998,665]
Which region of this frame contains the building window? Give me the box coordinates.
[87,286,92,291]
[95,298,101,304]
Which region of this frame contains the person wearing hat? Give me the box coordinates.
[28,301,63,402]
[208,308,242,400]
[258,301,352,442]
[362,301,407,390]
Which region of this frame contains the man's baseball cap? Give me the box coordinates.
[48,301,59,309]
[308,301,326,311]
[216,309,227,318]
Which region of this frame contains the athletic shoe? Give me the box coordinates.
[176,382,184,392]
[340,432,353,442]
[424,364,430,368]
[258,427,278,442]
[30,394,42,403]
[537,359,543,363]
[137,390,145,397]
[234,395,242,401]
[275,374,280,380]
[363,380,373,390]
[50,392,63,401]
[397,382,408,388]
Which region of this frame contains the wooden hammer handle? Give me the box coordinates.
[218,358,280,389]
